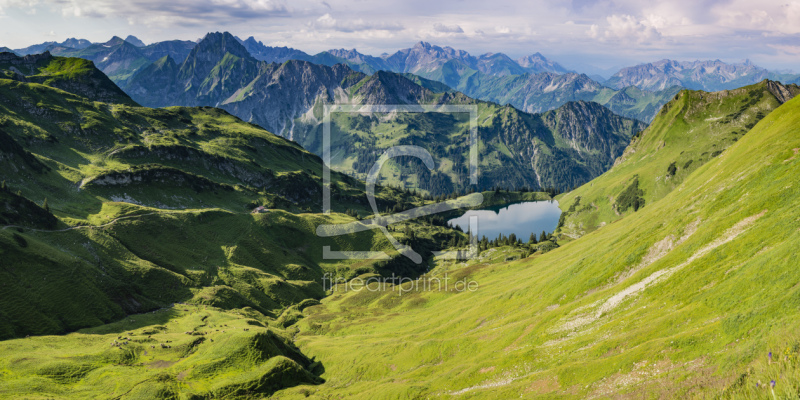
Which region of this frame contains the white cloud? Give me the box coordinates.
[51,0,290,25]
[713,0,800,35]
[0,0,39,15]
[432,23,463,34]
[768,43,800,55]
[311,13,404,32]
[589,14,661,44]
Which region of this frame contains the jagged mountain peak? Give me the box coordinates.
[236,38,307,63]
[242,36,260,46]
[124,35,146,47]
[605,58,792,91]
[328,48,361,57]
[104,36,126,46]
[180,31,255,78]
[193,32,251,57]
[60,38,92,49]
[354,70,434,104]
[516,52,571,74]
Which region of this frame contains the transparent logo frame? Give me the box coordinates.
[316,104,482,264]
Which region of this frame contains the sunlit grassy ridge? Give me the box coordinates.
[557,80,800,239]
[0,51,137,106]
[0,76,427,219]
[258,86,800,398]
[0,306,325,399]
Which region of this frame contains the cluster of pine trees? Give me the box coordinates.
[473,230,555,253]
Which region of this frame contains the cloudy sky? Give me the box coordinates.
[1,0,798,74]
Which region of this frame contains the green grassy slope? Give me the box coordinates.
[258,88,800,398]
[0,73,470,341]
[0,306,324,399]
[557,80,800,239]
[0,77,415,218]
[0,56,489,399]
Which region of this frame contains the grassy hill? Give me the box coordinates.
[0,53,501,398]
[251,80,800,398]
[0,56,474,341]
[557,80,800,239]
[6,52,800,399]
[0,51,137,106]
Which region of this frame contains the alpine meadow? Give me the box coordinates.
[1,1,800,399]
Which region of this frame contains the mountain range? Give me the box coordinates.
[123,32,646,194]
[7,34,799,125]
[605,58,800,92]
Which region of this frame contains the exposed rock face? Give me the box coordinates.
[383,41,475,74]
[217,60,357,137]
[84,166,233,193]
[123,56,179,106]
[239,36,311,63]
[379,43,568,76]
[542,101,638,161]
[139,40,196,64]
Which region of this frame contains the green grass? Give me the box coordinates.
[557,80,800,239]
[0,74,473,342]
[256,88,800,399]
[0,78,431,220]
[0,306,322,399]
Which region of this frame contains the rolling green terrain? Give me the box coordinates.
[0,54,479,397]
[557,80,800,239]
[6,75,796,399]
[261,74,800,399]
[0,51,136,105]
